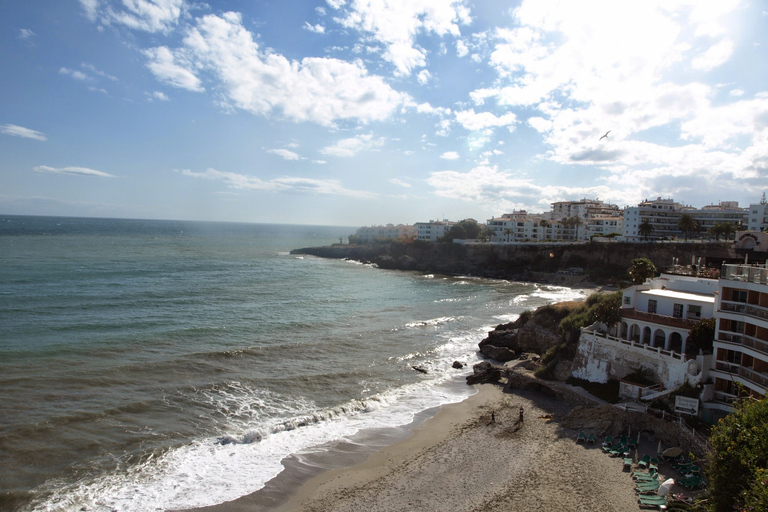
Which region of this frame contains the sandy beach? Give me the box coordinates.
[196,382,659,512]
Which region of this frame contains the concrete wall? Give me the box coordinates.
[572,331,701,390]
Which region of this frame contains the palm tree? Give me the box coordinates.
[638,219,655,241]
[678,213,700,241]
[503,228,514,243]
[722,222,736,241]
[709,223,725,241]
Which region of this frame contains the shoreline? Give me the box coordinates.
[192,382,645,512]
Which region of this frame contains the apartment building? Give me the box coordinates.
[747,195,768,232]
[487,211,546,242]
[622,197,746,241]
[414,220,455,242]
[707,263,768,420]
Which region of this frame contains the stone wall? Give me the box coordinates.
[571,331,702,390]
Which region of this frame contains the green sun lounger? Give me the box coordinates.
[587,433,596,443]
[577,432,586,442]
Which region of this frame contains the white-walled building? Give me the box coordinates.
[619,274,717,354]
[414,220,456,242]
[584,214,623,239]
[486,211,549,242]
[747,195,768,232]
[622,197,746,241]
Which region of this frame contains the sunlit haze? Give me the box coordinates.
[2,0,767,225]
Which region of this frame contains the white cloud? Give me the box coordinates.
[330,0,472,76]
[78,0,185,33]
[389,178,411,188]
[144,46,204,92]
[147,91,170,101]
[60,67,90,81]
[81,63,118,81]
[304,22,325,33]
[268,148,301,160]
[455,109,517,131]
[730,89,745,97]
[692,39,735,71]
[456,39,469,57]
[178,168,375,197]
[320,133,385,157]
[33,165,114,177]
[174,12,406,126]
[1,124,47,141]
[440,151,460,160]
[19,29,35,39]
[417,69,431,85]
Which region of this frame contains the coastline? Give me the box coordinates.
[192,382,643,512]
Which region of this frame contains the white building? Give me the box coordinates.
[747,194,768,232]
[619,274,717,353]
[486,211,552,242]
[622,197,746,241]
[414,220,456,242]
[572,272,716,398]
[584,214,623,239]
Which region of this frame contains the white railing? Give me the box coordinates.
[582,329,684,360]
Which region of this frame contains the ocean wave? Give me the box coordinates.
[405,316,456,328]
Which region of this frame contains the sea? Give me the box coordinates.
[0,215,588,512]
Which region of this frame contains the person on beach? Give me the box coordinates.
[519,406,524,424]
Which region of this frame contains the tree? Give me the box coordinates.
[638,219,655,241]
[678,213,700,241]
[439,219,493,243]
[593,297,621,333]
[722,222,737,241]
[503,228,514,242]
[709,223,725,241]
[686,317,715,354]
[628,257,657,284]
[708,395,768,512]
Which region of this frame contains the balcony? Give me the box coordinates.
[721,264,768,285]
[620,308,698,329]
[717,330,768,357]
[713,361,768,392]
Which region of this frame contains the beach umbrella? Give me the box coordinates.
[662,447,683,459]
[657,478,675,496]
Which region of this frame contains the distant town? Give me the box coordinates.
[350,195,768,244]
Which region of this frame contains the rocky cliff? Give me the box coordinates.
[291,241,734,284]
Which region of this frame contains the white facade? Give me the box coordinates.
[747,198,768,232]
[414,220,455,242]
[618,274,717,354]
[622,197,746,241]
[584,214,623,238]
[486,211,550,242]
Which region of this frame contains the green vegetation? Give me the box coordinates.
[686,317,715,355]
[557,291,623,338]
[678,213,701,241]
[638,219,655,241]
[438,219,495,243]
[628,257,657,284]
[565,377,620,403]
[707,395,768,512]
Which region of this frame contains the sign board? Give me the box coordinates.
[675,396,699,415]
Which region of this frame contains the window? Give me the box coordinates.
[673,304,683,318]
[648,299,657,314]
[688,305,701,319]
[624,296,631,305]
[733,290,747,303]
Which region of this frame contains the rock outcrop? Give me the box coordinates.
[478,304,574,362]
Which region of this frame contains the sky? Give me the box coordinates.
[2,0,768,226]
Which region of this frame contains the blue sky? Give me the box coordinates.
[2,0,767,226]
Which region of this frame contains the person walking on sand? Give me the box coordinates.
[518,406,524,424]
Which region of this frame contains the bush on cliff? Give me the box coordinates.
[707,395,768,512]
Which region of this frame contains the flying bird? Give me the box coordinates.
[599,131,610,141]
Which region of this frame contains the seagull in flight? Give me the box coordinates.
[599,130,610,141]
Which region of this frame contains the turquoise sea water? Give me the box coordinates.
[0,216,587,511]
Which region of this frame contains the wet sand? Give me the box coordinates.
[195,383,645,512]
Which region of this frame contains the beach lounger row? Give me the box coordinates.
[575,432,596,443]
